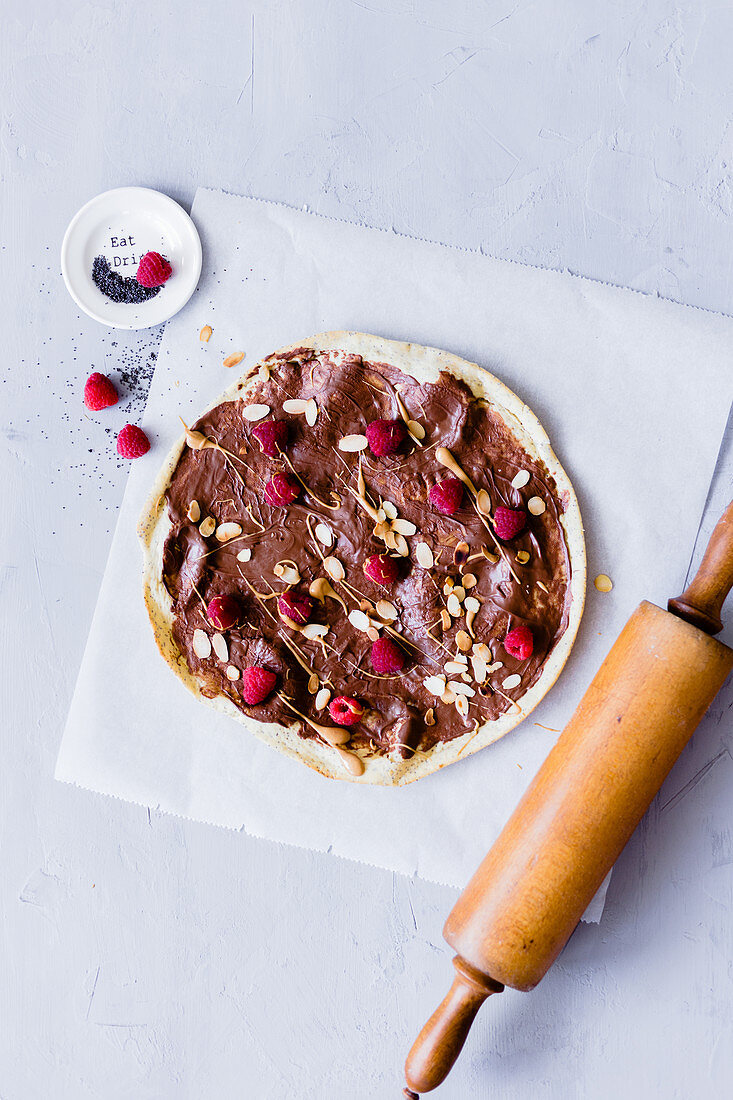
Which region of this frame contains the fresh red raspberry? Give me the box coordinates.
[116,424,150,459]
[428,477,464,515]
[366,418,407,457]
[241,666,277,705]
[370,636,405,674]
[277,591,313,625]
[328,696,364,726]
[84,371,118,411]
[363,553,400,587]
[264,472,301,506]
[207,594,243,631]
[493,506,527,540]
[252,419,288,457]
[136,251,172,288]
[504,624,534,661]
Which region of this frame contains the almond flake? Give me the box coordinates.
[382,501,398,520]
[367,626,380,642]
[452,585,466,602]
[199,325,213,343]
[223,352,245,369]
[376,599,397,621]
[406,419,426,440]
[471,655,488,684]
[453,542,470,569]
[476,489,492,517]
[502,673,522,690]
[455,630,472,653]
[441,689,457,705]
[258,364,271,382]
[315,687,331,710]
[323,555,345,582]
[416,542,434,569]
[226,665,240,681]
[443,579,455,596]
[444,661,468,675]
[516,551,531,564]
[424,675,446,695]
[237,548,252,562]
[392,518,417,536]
[487,661,504,674]
[424,708,436,727]
[512,470,530,490]
[472,642,492,660]
[348,609,372,632]
[455,695,469,718]
[393,533,410,557]
[463,574,477,589]
[199,516,216,538]
[481,547,500,564]
[338,434,368,452]
[447,593,462,617]
[528,496,546,516]
[192,629,211,659]
[243,403,270,421]
[305,398,318,426]
[594,573,613,593]
[301,623,328,640]
[274,561,301,585]
[464,596,481,615]
[440,609,451,630]
[211,633,228,662]
[315,523,334,547]
[449,682,475,697]
[187,500,201,522]
[308,673,320,694]
[216,521,243,542]
[376,507,387,523]
[283,399,309,414]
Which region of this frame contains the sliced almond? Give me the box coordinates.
[223,352,244,369]
[455,630,472,653]
[323,555,345,582]
[449,682,475,697]
[315,687,331,710]
[301,623,328,640]
[392,518,417,536]
[367,626,380,642]
[199,516,216,538]
[472,642,492,660]
[440,609,452,630]
[216,521,243,542]
[273,560,301,585]
[416,542,434,569]
[424,708,436,727]
[199,325,213,343]
[443,579,455,596]
[226,665,240,681]
[382,501,398,520]
[487,661,504,674]
[283,399,309,414]
[338,434,368,452]
[187,500,201,522]
[481,546,500,564]
[444,661,468,675]
[406,419,426,440]
[441,689,457,705]
[463,573,477,589]
[211,633,228,662]
[237,548,252,562]
[476,489,492,517]
[376,599,397,621]
[315,523,334,547]
[502,673,522,690]
[348,609,372,633]
[192,629,211,659]
[512,469,530,490]
[308,672,320,694]
[527,496,546,516]
[453,542,470,569]
[471,655,487,684]
[594,573,613,593]
[393,533,410,557]
[376,506,387,523]
[258,363,271,382]
[242,403,270,421]
[447,593,462,618]
[516,550,531,564]
[464,596,481,615]
[455,695,470,718]
[304,398,318,426]
[424,675,446,695]
[452,585,466,602]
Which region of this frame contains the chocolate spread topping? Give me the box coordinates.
[162,348,572,768]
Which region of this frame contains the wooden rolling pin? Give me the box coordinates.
[404,500,733,1096]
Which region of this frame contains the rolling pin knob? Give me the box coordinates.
[668,500,733,634]
[404,957,503,1094]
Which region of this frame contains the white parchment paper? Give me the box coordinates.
[57,189,733,922]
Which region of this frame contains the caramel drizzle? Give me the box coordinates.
[281,452,341,511]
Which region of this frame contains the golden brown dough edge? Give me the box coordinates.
[138,331,586,786]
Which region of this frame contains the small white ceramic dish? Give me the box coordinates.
[61,186,202,329]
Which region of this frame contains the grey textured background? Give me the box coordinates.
[2,2,732,1098]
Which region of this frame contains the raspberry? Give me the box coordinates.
[252,419,288,457]
[429,477,464,515]
[328,696,364,726]
[493,506,527,540]
[264,472,301,506]
[363,553,400,587]
[504,624,534,661]
[277,591,313,625]
[84,372,118,411]
[116,424,150,459]
[241,666,277,705]
[207,594,242,631]
[136,251,172,288]
[370,636,405,674]
[366,418,407,457]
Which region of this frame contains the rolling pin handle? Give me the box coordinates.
[668,500,733,635]
[404,957,503,1095]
